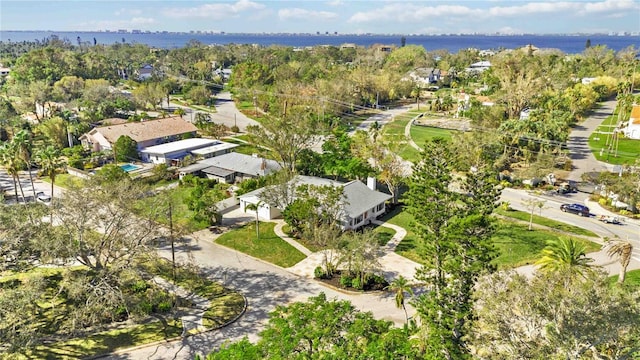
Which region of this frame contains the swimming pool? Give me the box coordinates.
[120,163,141,172]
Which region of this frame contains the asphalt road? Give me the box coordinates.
[501,188,640,262]
[107,233,408,360]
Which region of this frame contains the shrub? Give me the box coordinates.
[135,301,153,315]
[156,301,173,313]
[68,156,84,169]
[351,277,363,290]
[339,274,353,288]
[231,125,240,133]
[130,280,148,293]
[599,198,608,206]
[314,266,326,279]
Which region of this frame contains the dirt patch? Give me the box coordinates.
[415,118,471,131]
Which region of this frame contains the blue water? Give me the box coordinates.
[120,164,140,172]
[1,31,638,54]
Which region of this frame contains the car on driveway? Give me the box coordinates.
[560,203,589,216]
[36,191,51,204]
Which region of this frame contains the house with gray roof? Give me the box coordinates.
[178,152,281,183]
[238,175,392,230]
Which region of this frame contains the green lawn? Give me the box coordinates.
[382,206,601,269]
[41,173,85,189]
[380,113,455,162]
[609,269,640,287]
[28,320,182,360]
[495,208,599,237]
[135,185,210,232]
[589,113,640,165]
[215,222,307,267]
[491,220,600,268]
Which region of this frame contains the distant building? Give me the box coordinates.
[137,64,154,81]
[465,61,491,74]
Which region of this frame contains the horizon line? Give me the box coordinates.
[1,30,638,36]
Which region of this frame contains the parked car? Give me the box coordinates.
[598,215,621,224]
[560,203,589,216]
[36,191,51,204]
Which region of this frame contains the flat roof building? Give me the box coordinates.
[140,138,238,165]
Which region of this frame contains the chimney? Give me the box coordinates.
[366,176,377,191]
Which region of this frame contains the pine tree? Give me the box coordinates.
[406,138,500,359]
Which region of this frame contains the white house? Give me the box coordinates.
[623,105,640,140]
[408,68,442,87]
[465,61,491,74]
[238,176,392,230]
[137,64,154,80]
[140,138,238,165]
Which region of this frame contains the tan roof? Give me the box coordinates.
[631,105,640,124]
[91,117,197,143]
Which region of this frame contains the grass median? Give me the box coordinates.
[381,205,601,269]
[215,221,307,268]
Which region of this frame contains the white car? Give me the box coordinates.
[36,191,51,204]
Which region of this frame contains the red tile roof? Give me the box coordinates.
[91,117,197,143]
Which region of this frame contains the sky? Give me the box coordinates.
[1,0,639,35]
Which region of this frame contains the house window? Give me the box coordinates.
[376,203,384,212]
[355,215,363,224]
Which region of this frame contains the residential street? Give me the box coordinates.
[566,98,617,180]
[107,232,409,360]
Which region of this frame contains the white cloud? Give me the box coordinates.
[327,0,343,6]
[76,17,156,31]
[582,0,640,13]
[114,8,142,16]
[348,4,483,23]
[162,0,266,19]
[496,26,523,35]
[279,8,338,21]
[488,2,580,17]
[348,0,640,26]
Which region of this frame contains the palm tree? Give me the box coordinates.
[0,142,26,202]
[535,237,593,279]
[605,239,633,284]
[35,145,64,213]
[387,275,414,325]
[244,201,262,239]
[12,129,37,201]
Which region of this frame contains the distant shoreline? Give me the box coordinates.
[2,30,638,37]
[1,31,638,54]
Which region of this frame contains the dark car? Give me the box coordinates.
[560,203,589,216]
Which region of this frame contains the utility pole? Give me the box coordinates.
[169,201,176,281]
